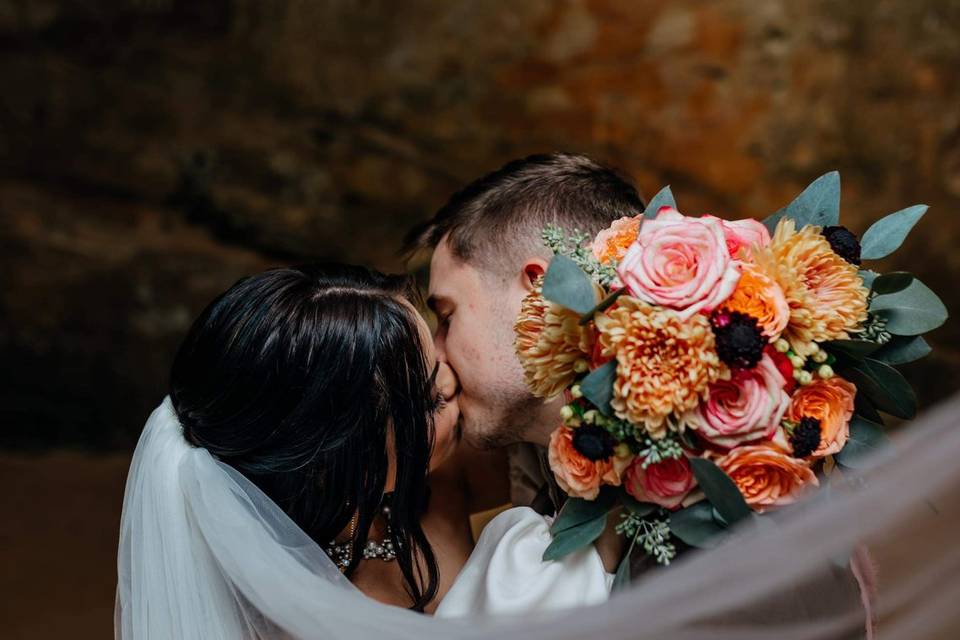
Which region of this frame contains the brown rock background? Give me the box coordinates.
[1,0,958,635]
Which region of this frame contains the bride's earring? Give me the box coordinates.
[325,510,359,572]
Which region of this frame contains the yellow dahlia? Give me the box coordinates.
[751,219,868,356]
[595,296,725,438]
[515,280,598,398]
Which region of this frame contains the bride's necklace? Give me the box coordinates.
[325,500,397,572]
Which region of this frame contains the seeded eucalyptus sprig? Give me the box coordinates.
[542,224,619,287]
[617,512,676,565]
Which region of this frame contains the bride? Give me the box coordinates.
[115,263,619,636]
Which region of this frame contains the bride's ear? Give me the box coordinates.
[521,259,548,292]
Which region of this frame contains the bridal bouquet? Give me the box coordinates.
[514,172,947,584]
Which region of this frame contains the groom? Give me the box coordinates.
[405,152,644,515]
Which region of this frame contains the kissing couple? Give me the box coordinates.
[115,153,647,637]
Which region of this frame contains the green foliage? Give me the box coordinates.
[823,339,882,361]
[835,416,890,469]
[616,512,676,565]
[842,358,917,419]
[542,225,619,286]
[870,278,948,336]
[689,458,751,525]
[643,186,677,219]
[872,335,931,365]
[870,271,914,296]
[860,205,927,260]
[763,171,841,233]
[581,360,617,416]
[542,512,607,562]
[550,490,617,536]
[542,255,599,315]
[636,433,684,468]
[669,502,729,549]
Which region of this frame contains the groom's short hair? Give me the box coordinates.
[404,152,644,276]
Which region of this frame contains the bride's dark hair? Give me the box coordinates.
[169,263,440,610]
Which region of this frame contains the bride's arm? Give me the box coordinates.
[593,506,627,573]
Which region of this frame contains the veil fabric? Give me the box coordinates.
[116,394,960,639]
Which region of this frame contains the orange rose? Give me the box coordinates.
[717,444,818,512]
[787,376,857,457]
[592,215,642,264]
[548,426,628,500]
[722,262,790,340]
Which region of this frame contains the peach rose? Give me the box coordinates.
[592,215,642,264]
[624,456,696,510]
[617,207,741,321]
[787,376,857,457]
[717,444,818,512]
[702,215,771,257]
[722,262,790,340]
[685,353,790,449]
[548,426,627,500]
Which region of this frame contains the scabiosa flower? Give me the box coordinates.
[789,417,822,458]
[750,219,869,357]
[515,279,599,399]
[710,310,767,369]
[572,424,617,461]
[595,296,725,439]
[821,226,862,265]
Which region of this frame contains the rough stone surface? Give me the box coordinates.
[2,0,958,447]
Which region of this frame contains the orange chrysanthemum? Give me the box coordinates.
[595,296,725,438]
[751,219,869,356]
[592,216,642,264]
[722,262,790,340]
[515,280,598,398]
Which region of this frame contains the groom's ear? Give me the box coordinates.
[521,259,549,292]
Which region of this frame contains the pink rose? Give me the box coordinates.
[702,215,771,257]
[623,455,696,510]
[686,353,790,449]
[617,207,741,320]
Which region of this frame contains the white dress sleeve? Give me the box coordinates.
[435,506,614,618]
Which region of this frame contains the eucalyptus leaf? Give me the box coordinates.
[860,205,927,260]
[581,360,617,416]
[620,495,658,517]
[858,270,879,289]
[842,358,917,419]
[872,335,932,365]
[854,393,884,425]
[542,255,599,315]
[580,287,627,326]
[870,271,914,296]
[870,279,948,336]
[551,490,617,535]
[612,548,633,591]
[689,458,751,525]
[669,502,729,548]
[823,339,882,361]
[643,186,677,219]
[542,513,606,561]
[836,416,890,469]
[762,171,840,233]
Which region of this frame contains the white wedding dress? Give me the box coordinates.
[436,507,614,617]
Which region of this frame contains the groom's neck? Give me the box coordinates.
[522,396,564,448]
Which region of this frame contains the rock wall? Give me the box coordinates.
[2,0,958,447]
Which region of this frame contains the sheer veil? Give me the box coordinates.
[116,393,960,639]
